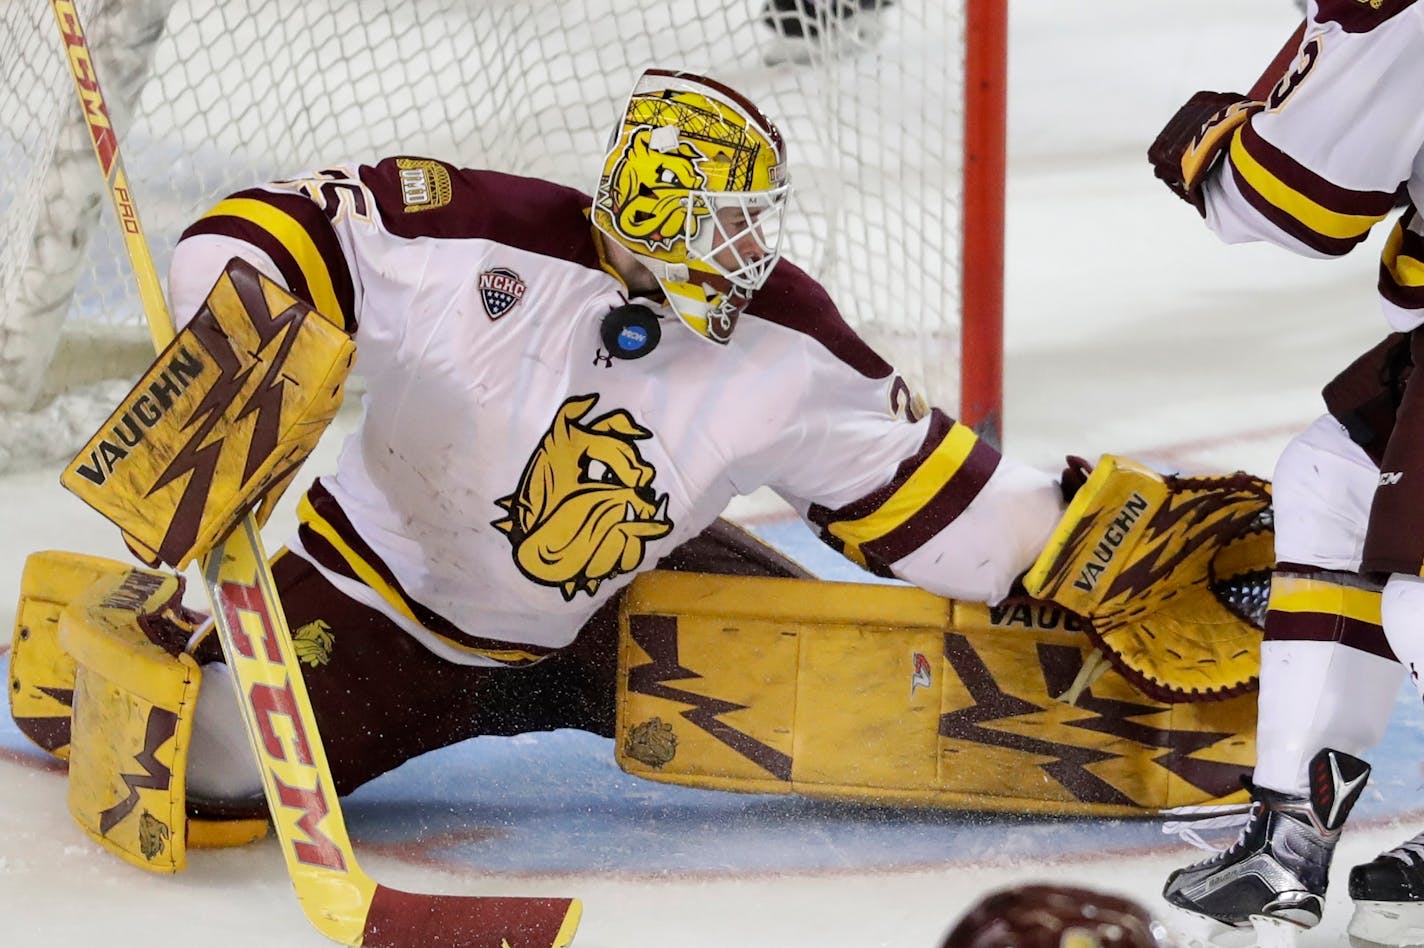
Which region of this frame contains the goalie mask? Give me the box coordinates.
[592,69,791,344]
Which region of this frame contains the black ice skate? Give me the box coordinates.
[1162,748,1370,945]
[1347,831,1424,948]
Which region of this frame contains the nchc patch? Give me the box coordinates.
[478,266,527,320]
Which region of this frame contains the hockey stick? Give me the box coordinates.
[48,3,581,945]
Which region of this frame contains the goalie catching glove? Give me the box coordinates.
[1023,455,1273,703]
[61,259,354,569]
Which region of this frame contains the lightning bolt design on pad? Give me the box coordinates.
[627,614,793,780]
[98,707,178,834]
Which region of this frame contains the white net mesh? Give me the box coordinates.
[0,0,972,472]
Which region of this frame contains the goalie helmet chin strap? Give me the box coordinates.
[601,303,662,359]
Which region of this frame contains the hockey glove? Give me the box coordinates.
[1023,455,1273,703]
[1149,90,1262,213]
[61,259,355,569]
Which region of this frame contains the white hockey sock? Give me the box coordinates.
[187,661,265,801]
[1253,638,1402,795]
[1383,573,1424,696]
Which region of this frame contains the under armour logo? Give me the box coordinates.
[593,348,613,368]
[1381,471,1404,486]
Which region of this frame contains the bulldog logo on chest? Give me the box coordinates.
[493,394,673,600]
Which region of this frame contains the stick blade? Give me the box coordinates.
[363,886,582,948]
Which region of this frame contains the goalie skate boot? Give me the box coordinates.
[1347,832,1424,948]
[1162,748,1370,942]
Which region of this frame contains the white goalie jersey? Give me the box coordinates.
[168,157,1061,667]
[1200,0,1424,330]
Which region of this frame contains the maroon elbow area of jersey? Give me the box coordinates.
[1380,210,1424,310]
[180,188,358,333]
[1227,122,1397,257]
[808,410,1001,574]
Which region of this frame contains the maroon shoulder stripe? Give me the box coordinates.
[1315,0,1418,32]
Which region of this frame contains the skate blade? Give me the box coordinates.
[1349,900,1424,948]
[1167,910,1305,948]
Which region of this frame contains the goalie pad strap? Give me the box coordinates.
[61,258,355,568]
[616,571,1257,815]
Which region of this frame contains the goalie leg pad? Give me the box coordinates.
[60,257,355,569]
[49,560,266,872]
[616,571,1258,815]
[60,564,201,872]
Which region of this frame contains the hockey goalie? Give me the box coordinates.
[10,69,1274,874]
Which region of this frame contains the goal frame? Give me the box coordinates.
[960,0,1007,446]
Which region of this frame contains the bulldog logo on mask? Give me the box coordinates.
[605,125,710,253]
[493,394,674,600]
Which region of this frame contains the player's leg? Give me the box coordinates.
[463,516,815,741]
[1348,572,1424,948]
[1163,409,1397,939]
[184,518,810,798]
[1346,327,1424,948]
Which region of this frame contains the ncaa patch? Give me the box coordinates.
[478,267,527,320]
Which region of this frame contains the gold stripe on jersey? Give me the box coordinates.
[200,197,346,326]
[297,494,548,665]
[1382,213,1424,307]
[828,421,980,568]
[1228,131,1390,248]
[1266,573,1382,625]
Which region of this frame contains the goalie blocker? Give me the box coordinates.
[60,258,355,570]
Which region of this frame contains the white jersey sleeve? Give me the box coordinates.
[1199,0,1424,328]
[736,268,1063,604]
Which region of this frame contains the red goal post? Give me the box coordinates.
[1,0,1008,468]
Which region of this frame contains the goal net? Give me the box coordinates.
[1,0,1003,474]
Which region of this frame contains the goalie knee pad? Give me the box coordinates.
[10,551,136,759]
[59,562,205,872]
